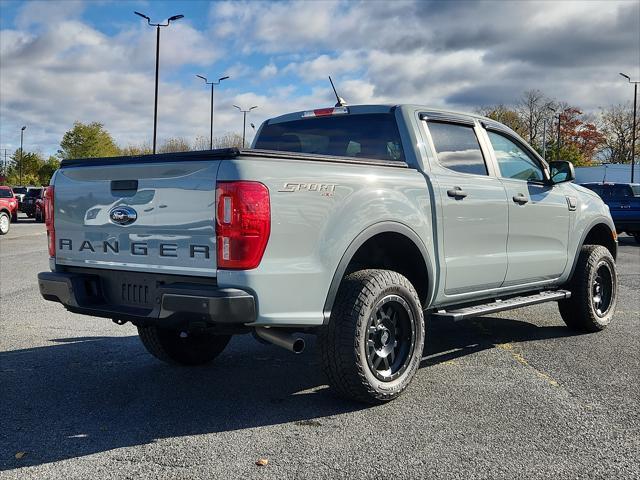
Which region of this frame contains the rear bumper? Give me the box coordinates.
[613,220,640,233]
[38,271,256,327]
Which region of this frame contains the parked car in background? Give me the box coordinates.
[35,186,51,223]
[12,186,28,210]
[0,186,19,234]
[581,182,640,243]
[22,187,43,218]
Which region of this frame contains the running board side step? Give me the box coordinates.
[431,290,571,321]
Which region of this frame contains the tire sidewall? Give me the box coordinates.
[357,279,424,397]
[0,212,10,234]
[584,251,617,328]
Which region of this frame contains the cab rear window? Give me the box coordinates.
[254,113,405,162]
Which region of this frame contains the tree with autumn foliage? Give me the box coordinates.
[545,107,604,166]
[478,91,606,166]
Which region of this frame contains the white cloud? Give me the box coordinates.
[1,0,638,156]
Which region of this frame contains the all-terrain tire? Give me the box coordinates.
[319,269,425,404]
[138,326,231,365]
[558,245,617,332]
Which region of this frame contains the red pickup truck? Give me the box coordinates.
[0,186,19,234]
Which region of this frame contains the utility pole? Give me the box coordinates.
[620,73,638,182]
[233,105,258,148]
[134,11,184,154]
[542,119,547,161]
[196,75,230,149]
[556,112,562,161]
[19,125,26,185]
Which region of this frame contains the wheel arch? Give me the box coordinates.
[322,222,434,324]
[567,220,617,280]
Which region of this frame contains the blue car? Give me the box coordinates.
[582,182,640,243]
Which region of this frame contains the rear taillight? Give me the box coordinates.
[216,181,270,270]
[44,186,55,257]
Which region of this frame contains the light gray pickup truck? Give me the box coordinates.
[39,104,618,403]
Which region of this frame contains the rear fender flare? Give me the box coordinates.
[322,221,434,324]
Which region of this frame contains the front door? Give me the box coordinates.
[425,120,509,295]
[485,130,570,285]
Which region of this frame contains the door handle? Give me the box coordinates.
[512,194,528,205]
[447,187,468,199]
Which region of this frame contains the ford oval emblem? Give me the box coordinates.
[109,206,137,226]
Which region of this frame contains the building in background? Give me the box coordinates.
[575,164,633,184]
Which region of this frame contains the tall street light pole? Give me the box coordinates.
[134,11,184,154]
[19,125,26,185]
[196,74,230,150]
[620,73,638,183]
[544,105,557,161]
[233,105,258,148]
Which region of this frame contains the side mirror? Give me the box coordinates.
[549,160,575,184]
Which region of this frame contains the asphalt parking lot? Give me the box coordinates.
[1,215,639,479]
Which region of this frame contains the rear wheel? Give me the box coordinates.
[559,245,617,332]
[138,326,231,365]
[35,209,44,223]
[0,212,10,235]
[11,211,18,223]
[319,269,424,404]
[633,233,640,244]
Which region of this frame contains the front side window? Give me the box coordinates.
[488,131,544,182]
[427,122,488,176]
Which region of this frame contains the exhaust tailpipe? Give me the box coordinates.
[255,328,305,354]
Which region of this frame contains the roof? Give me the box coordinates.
[265,103,496,125]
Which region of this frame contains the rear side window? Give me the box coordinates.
[254,113,405,162]
[611,185,632,198]
[427,122,488,176]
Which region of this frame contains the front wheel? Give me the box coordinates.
[0,212,10,235]
[138,326,231,365]
[319,269,425,404]
[559,245,617,332]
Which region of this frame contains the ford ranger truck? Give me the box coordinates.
[38,105,618,404]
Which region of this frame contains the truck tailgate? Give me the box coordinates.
[54,160,220,277]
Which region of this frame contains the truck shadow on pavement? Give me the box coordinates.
[1,316,579,470]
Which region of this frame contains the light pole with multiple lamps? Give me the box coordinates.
[196,74,230,149]
[620,72,638,183]
[233,105,258,148]
[134,11,184,154]
[19,125,26,185]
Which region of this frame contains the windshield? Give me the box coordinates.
[13,187,27,194]
[26,188,43,197]
[0,189,14,198]
[254,113,405,162]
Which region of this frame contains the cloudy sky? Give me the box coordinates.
[0,0,638,156]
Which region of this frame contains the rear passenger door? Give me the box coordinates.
[424,118,509,295]
[484,129,570,285]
